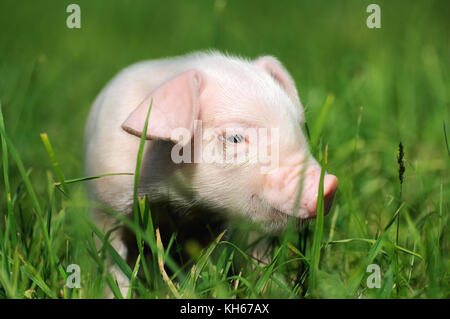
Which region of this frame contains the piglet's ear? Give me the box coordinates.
[254,56,302,109]
[122,70,203,143]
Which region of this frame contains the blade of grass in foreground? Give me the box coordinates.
[85,201,184,281]
[52,173,134,198]
[105,272,124,299]
[326,238,423,260]
[156,228,181,298]
[0,102,17,246]
[18,254,57,298]
[132,99,153,285]
[190,230,226,288]
[0,106,58,270]
[307,144,328,295]
[254,244,283,296]
[311,94,334,149]
[126,254,141,299]
[443,121,450,158]
[87,219,133,280]
[40,132,68,195]
[346,202,405,296]
[54,173,135,186]
[287,243,309,266]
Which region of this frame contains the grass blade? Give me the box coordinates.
[156,228,181,298]
[311,94,334,148]
[132,99,153,285]
[40,133,68,194]
[307,144,328,294]
[0,102,17,246]
[346,202,405,296]
[0,107,58,269]
[326,238,423,260]
[54,172,134,186]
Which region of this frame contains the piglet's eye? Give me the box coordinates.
[225,134,244,144]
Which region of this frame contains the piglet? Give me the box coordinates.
[83,51,338,296]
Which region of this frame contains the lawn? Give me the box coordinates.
[0,0,448,298]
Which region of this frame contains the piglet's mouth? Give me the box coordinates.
[253,195,314,222]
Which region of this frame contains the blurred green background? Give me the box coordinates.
[1,0,448,185]
[0,0,448,298]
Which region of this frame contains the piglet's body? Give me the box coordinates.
[84,51,337,296]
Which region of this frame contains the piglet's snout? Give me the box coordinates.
[263,166,338,219]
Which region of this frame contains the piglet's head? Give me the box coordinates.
[121,54,337,232]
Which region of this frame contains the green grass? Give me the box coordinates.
[0,0,448,298]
